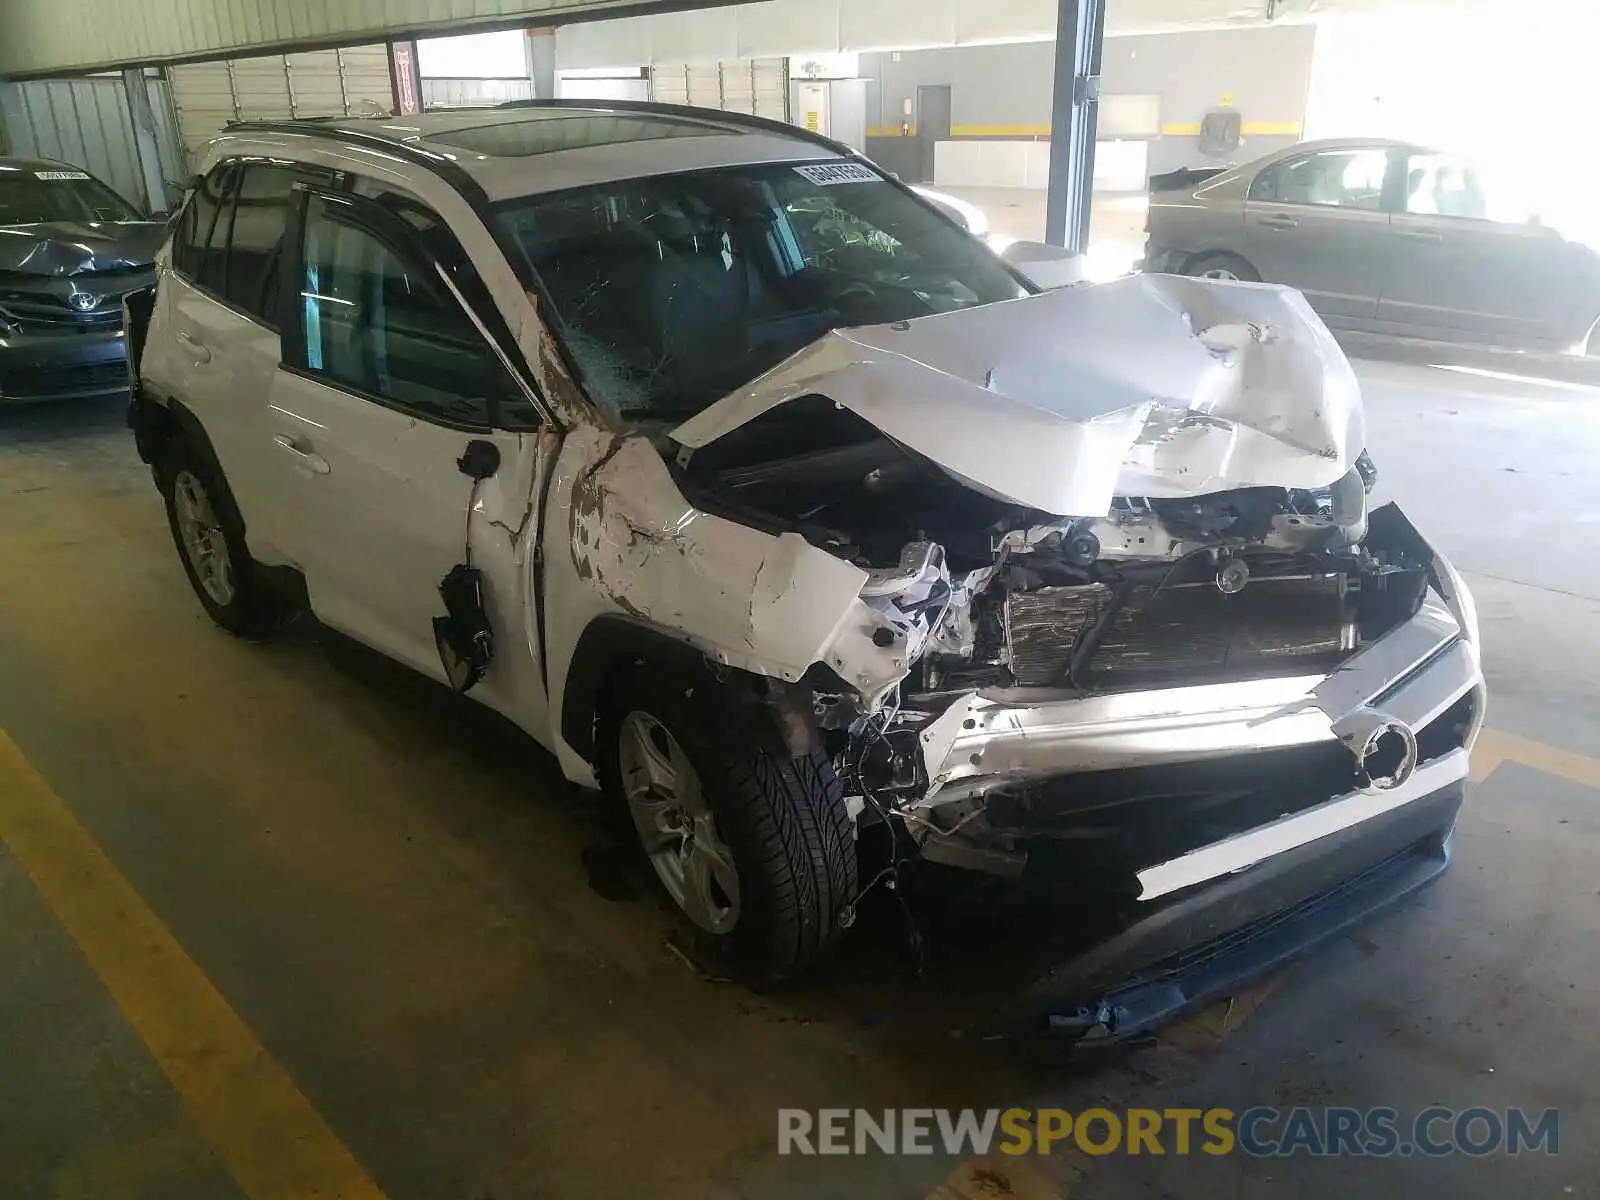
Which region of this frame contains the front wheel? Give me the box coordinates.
[599,661,857,981]
[158,440,297,637]
[1184,251,1262,283]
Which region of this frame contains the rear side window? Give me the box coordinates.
[172,164,230,280]
[197,163,238,293]
[222,164,296,325]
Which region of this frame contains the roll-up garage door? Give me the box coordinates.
[649,65,690,107]
[650,59,788,121]
[168,45,394,170]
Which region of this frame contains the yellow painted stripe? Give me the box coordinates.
[951,122,1053,138]
[0,731,385,1200]
[927,1152,1079,1198]
[1470,726,1600,789]
[1240,120,1303,136]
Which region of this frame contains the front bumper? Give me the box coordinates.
[989,772,1463,1049]
[0,328,129,403]
[911,512,1484,1047]
[1138,246,1189,275]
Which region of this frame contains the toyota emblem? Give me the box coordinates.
[70,292,100,312]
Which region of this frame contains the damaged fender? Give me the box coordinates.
[566,435,911,700]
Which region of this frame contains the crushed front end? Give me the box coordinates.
[666,274,1484,1046]
[835,494,1481,1047]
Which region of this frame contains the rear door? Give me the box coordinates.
[1377,150,1575,348]
[1239,146,1393,322]
[266,186,548,694]
[153,159,295,561]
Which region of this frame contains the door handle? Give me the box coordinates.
[1259,215,1299,230]
[174,330,211,363]
[1397,229,1443,244]
[273,433,330,475]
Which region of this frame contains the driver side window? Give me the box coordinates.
[1249,149,1388,210]
[295,193,520,428]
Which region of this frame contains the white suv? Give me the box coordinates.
[128,103,1484,1045]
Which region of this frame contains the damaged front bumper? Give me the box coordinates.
[906,529,1483,1048]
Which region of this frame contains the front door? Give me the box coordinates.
[267,187,549,721]
[1377,150,1573,349]
[1239,145,1392,323]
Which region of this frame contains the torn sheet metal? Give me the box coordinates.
[671,273,1365,516]
[568,437,909,701]
[0,221,165,275]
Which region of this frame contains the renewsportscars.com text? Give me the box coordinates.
[777,1106,1560,1158]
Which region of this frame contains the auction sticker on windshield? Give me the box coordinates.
[793,162,881,186]
[35,171,90,180]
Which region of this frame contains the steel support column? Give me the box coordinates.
[1043,0,1106,252]
[121,69,171,214]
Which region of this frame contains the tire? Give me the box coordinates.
[598,660,857,981]
[158,438,298,637]
[1184,251,1262,283]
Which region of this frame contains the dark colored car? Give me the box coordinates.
[0,156,164,403]
[1143,137,1600,354]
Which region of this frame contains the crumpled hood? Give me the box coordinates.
[0,221,165,276]
[670,273,1366,517]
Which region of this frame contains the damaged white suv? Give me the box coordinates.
[128,104,1484,1046]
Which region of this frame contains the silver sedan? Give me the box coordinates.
[1143,137,1600,354]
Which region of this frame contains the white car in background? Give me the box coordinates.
[127,102,1483,1049]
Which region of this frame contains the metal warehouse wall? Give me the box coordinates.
[0,0,1501,77]
[862,25,1316,177]
[422,77,537,106]
[0,0,734,77]
[0,74,187,210]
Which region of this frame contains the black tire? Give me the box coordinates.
[1184,251,1262,283]
[157,438,298,637]
[598,660,857,981]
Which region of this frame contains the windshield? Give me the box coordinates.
[0,168,140,225]
[493,160,1025,421]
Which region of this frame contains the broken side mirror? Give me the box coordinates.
[1001,240,1087,290]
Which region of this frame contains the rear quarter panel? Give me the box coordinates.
[1146,174,1250,272]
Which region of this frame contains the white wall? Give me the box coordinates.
[1306,10,1600,244]
[418,29,527,77]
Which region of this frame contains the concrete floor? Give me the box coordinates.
[1,351,1597,1198]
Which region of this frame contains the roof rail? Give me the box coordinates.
[219,120,492,206]
[489,96,858,161]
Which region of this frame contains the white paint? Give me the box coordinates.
[673,273,1365,517]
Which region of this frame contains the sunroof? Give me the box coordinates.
[426,114,730,157]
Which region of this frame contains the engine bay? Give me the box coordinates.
[677,397,1432,811]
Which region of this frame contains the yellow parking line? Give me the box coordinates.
[0,731,385,1200]
[926,728,1600,1198]
[1470,726,1600,789]
[928,1152,1079,1198]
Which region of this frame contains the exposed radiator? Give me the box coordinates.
[1003,575,1353,688]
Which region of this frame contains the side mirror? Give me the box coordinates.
[1001,240,1087,290]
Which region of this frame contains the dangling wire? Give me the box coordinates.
[463,477,484,568]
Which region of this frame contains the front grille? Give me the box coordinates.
[0,358,128,397]
[1004,574,1352,688]
[0,296,122,331]
[0,268,150,332]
